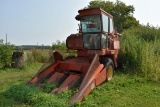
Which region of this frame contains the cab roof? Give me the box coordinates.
[78,8,113,18]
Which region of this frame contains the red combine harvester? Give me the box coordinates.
[27,8,121,104]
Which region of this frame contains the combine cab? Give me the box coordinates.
[27,8,121,104]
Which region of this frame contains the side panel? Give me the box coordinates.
[70,63,104,104]
[66,34,83,50]
[95,68,106,86]
[113,41,120,49]
[29,62,59,84]
[83,80,96,96]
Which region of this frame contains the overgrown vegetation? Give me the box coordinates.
[119,25,160,82]
[4,83,75,107]
[26,48,52,63]
[0,39,14,68]
[52,40,67,50]
[43,82,59,93]
[1,71,160,107]
[0,39,66,69]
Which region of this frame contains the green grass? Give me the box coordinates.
[0,63,42,107]
[79,72,160,107]
[0,67,160,107]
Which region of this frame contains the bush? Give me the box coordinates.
[0,39,14,68]
[118,25,160,82]
[52,40,67,50]
[26,49,52,63]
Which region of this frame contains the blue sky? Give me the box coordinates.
[0,0,160,46]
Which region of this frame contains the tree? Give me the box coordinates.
[52,40,67,50]
[86,0,139,32]
[0,39,14,68]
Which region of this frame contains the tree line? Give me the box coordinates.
[15,45,51,50]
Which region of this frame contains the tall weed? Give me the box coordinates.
[26,49,51,63]
[119,25,160,82]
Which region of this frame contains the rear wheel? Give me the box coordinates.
[100,57,114,81]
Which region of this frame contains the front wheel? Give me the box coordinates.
[100,57,114,81]
[106,59,114,81]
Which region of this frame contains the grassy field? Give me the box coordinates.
[0,65,160,107]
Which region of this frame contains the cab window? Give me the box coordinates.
[101,34,106,48]
[110,18,114,33]
[102,14,109,32]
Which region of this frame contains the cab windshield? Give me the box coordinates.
[81,15,101,33]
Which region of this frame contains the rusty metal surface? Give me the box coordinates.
[53,51,63,61]
[59,57,90,75]
[66,34,83,50]
[70,59,104,104]
[47,72,68,84]
[78,8,113,18]
[95,68,106,86]
[51,74,82,94]
[79,54,99,89]
[29,62,59,84]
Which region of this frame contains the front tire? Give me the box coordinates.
[100,57,114,81]
[106,59,114,81]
